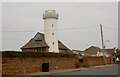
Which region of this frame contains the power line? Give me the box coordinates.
[1,30,37,32]
[1,25,118,32]
[58,26,98,31]
[2,25,98,32]
[103,26,119,31]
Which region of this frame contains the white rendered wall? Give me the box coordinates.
[44,18,59,53]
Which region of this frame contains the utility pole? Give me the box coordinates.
[100,24,107,65]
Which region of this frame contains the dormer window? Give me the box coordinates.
[35,40,42,44]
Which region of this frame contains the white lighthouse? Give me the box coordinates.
[43,10,59,53]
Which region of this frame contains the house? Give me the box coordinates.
[85,46,102,52]
[84,46,102,56]
[84,46,109,57]
[21,32,72,53]
[105,47,118,56]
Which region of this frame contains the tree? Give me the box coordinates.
[112,52,120,57]
[78,53,82,56]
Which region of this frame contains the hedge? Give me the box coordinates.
[2,51,76,58]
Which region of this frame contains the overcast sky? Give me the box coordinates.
[2,2,118,51]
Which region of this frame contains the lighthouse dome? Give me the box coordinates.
[43,10,58,19]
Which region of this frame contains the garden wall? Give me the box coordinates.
[82,56,112,67]
[2,57,77,75]
[2,51,112,76]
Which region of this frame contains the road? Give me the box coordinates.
[50,64,119,76]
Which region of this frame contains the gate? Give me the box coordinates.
[79,59,83,62]
[42,63,49,72]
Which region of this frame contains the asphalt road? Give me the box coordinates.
[52,64,119,75]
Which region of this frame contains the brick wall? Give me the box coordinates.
[2,56,112,76]
[82,56,112,67]
[2,57,77,75]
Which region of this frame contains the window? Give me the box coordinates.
[43,49,45,52]
[36,49,45,52]
[41,49,43,52]
[35,40,42,44]
[52,33,54,35]
[52,42,54,45]
[59,50,62,53]
[36,49,41,52]
[52,24,54,27]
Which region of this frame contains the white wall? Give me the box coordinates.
[44,18,59,53]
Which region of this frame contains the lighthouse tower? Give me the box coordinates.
[43,10,59,53]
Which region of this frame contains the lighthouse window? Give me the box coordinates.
[52,33,54,35]
[52,24,54,27]
[53,42,54,45]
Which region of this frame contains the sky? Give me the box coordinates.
[1,2,118,51]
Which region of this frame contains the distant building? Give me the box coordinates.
[105,47,118,56]
[85,46,102,52]
[84,46,109,57]
[21,10,72,53]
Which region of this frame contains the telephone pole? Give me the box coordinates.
[100,24,107,65]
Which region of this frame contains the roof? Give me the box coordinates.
[85,46,102,52]
[58,40,69,50]
[21,38,49,49]
[105,48,116,55]
[21,32,71,52]
[84,46,117,56]
[84,46,102,55]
